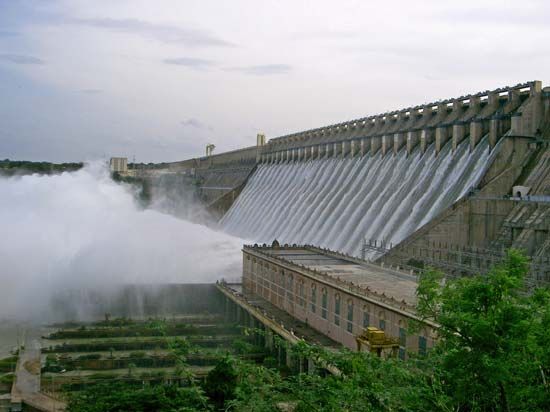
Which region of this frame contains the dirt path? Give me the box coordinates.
[12,329,66,412]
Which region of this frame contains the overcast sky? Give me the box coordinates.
[1,0,549,162]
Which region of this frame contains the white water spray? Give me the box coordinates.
[0,162,244,321]
[221,138,494,257]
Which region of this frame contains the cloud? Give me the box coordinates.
[163,57,216,70]
[181,118,212,131]
[0,54,44,65]
[226,64,292,76]
[80,89,102,94]
[68,17,234,47]
[436,7,550,27]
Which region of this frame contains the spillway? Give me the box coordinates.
[220,137,496,257]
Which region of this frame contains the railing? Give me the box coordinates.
[269,82,537,145]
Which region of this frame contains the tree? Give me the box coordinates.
[67,381,211,412]
[205,356,238,408]
[416,249,550,411]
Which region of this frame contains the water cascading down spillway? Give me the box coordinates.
[220,137,496,258]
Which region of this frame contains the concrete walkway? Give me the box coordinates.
[11,331,66,412]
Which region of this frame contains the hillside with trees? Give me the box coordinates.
[0,159,83,176]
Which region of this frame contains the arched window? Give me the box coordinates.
[310,284,317,313]
[362,305,370,328]
[298,280,305,307]
[398,320,407,360]
[321,288,328,319]
[378,311,386,331]
[346,299,354,333]
[334,294,341,326]
[287,274,294,302]
[418,335,427,356]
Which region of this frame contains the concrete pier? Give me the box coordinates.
[342,140,349,158]
[435,126,450,155]
[333,142,340,157]
[382,135,392,156]
[360,138,367,156]
[350,140,357,157]
[393,133,406,154]
[421,128,434,153]
[406,131,419,155]
[452,122,466,151]
[469,120,484,151]
[371,136,382,155]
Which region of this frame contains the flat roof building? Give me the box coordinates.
[109,157,128,173]
[242,242,437,359]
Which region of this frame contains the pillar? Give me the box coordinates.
[350,140,356,157]
[487,92,499,110]
[508,88,521,106]
[421,128,434,153]
[371,136,382,155]
[469,120,483,151]
[452,122,466,151]
[333,142,339,158]
[360,138,366,156]
[382,135,392,155]
[342,141,349,158]
[406,131,419,155]
[435,126,449,155]
[489,118,502,148]
[530,80,542,96]
[325,143,331,157]
[452,100,464,116]
[393,133,406,154]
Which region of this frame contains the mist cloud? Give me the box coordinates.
[67,17,234,47]
[225,64,292,76]
[0,163,244,321]
[0,53,44,65]
[163,57,216,70]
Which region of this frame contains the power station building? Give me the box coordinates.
[240,242,437,358]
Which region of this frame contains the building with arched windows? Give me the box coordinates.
[241,243,438,358]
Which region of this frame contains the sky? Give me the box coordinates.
[0,0,549,163]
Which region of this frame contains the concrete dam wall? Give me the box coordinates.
[221,137,494,257]
[219,81,548,257]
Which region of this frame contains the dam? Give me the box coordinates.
[220,137,492,256]
[124,80,550,284]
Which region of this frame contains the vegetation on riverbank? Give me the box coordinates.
[64,250,549,412]
[0,159,82,176]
